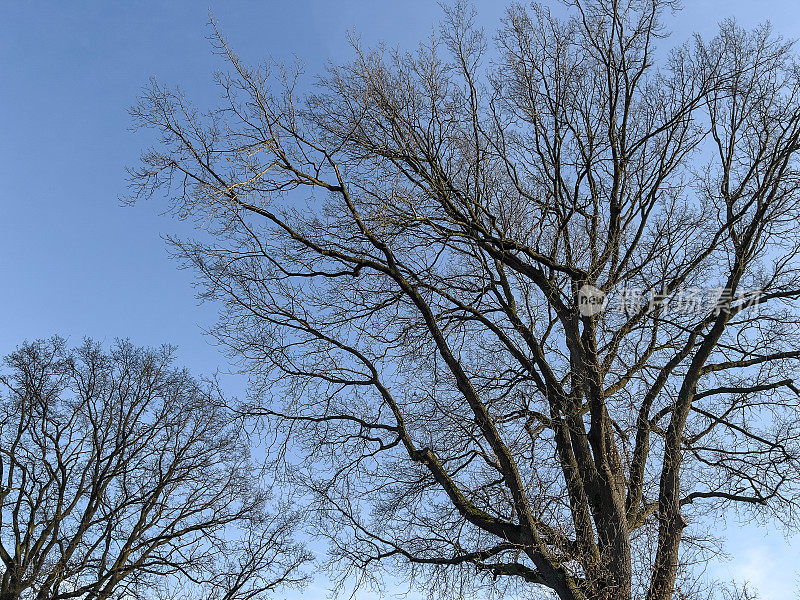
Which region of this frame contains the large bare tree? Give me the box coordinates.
[0,338,309,600]
[128,1,800,598]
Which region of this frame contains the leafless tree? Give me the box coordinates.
[128,1,800,598]
[0,338,310,600]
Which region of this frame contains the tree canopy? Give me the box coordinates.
[129,1,800,598]
[0,338,309,600]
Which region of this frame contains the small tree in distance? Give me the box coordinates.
[129,1,800,599]
[0,338,309,600]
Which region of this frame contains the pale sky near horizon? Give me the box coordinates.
[2,2,800,598]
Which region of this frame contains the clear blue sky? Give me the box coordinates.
[2,2,799,598]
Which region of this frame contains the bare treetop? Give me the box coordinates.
[129,1,800,599]
[0,338,309,600]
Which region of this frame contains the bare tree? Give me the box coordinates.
[128,1,800,599]
[0,338,309,600]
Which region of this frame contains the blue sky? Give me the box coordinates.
[2,2,800,598]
